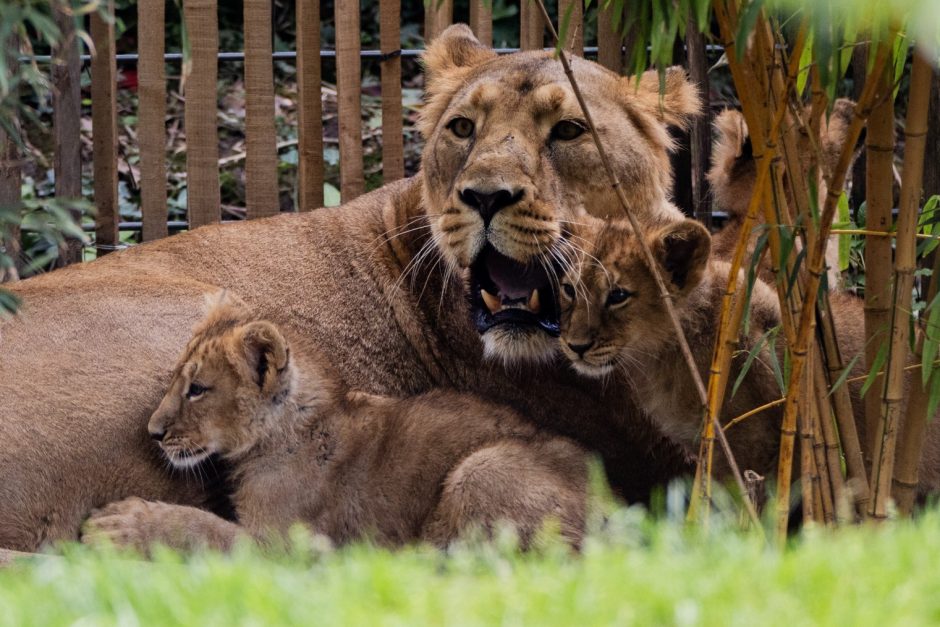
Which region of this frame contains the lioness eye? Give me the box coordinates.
[606,288,633,307]
[551,120,586,141]
[187,382,209,399]
[561,283,576,300]
[447,117,475,139]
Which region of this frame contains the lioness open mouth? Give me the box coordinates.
[469,245,560,336]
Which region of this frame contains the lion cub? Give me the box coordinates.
[557,215,784,477]
[84,298,587,553]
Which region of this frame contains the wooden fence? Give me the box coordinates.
[1,0,712,266]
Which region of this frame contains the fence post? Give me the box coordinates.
[245,0,279,219]
[380,0,404,183]
[336,0,365,201]
[183,0,221,228]
[0,36,20,282]
[139,0,168,241]
[90,0,119,254]
[424,0,454,42]
[53,6,83,264]
[597,1,622,72]
[297,0,324,210]
[520,0,545,50]
[469,0,492,47]
[686,16,711,229]
[559,0,583,55]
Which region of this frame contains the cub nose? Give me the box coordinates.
[566,341,594,358]
[149,429,166,442]
[459,187,524,225]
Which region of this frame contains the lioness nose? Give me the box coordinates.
[149,429,166,442]
[567,341,594,358]
[459,187,524,225]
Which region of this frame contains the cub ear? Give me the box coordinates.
[650,219,711,293]
[238,321,291,395]
[627,66,701,129]
[422,24,497,92]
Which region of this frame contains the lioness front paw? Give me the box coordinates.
[81,497,174,553]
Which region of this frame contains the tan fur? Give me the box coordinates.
[708,99,857,287]
[83,300,588,552]
[558,216,940,494]
[0,26,698,551]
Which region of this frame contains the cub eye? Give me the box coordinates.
[606,288,633,307]
[447,117,475,139]
[186,382,209,399]
[551,120,586,141]
[560,283,576,300]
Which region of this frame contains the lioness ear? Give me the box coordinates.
[650,219,711,293]
[422,24,497,89]
[239,321,291,395]
[627,66,701,129]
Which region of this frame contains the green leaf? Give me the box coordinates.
[828,352,863,396]
[837,191,851,272]
[922,289,940,386]
[928,369,940,420]
[735,0,765,62]
[796,27,815,97]
[731,326,778,400]
[861,340,889,398]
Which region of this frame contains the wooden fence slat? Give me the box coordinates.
[297,0,324,210]
[559,0,583,55]
[90,0,119,254]
[138,0,168,241]
[685,16,711,228]
[52,8,83,263]
[183,0,221,228]
[424,0,454,43]
[520,0,544,50]
[244,0,279,219]
[469,0,492,47]
[336,0,365,201]
[597,1,622,72]
[380,0,404,183]
[0,37,21,282]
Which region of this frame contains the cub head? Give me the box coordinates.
[707,98,857,221]
[148,298,294,467]
[419,24,698,365]
[558,215,711,377]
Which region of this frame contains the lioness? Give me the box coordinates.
[0,25,698,550]
[556,215,940,492]
[83,298,587,552]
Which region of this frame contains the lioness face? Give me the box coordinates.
[558,216,710,377]
[148,308,292,468]
[419,25,697,365]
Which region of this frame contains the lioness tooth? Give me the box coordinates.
[481,288,501,314]
[528,289,541,314]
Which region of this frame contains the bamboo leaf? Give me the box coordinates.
[837,191,852,272]
[828,352,863,395]
[861,340,889,398]
[735,0,765,61]
[929,369,940,419]
[922,289,940,386]
[731,326,778,399]
[796,27,815,96]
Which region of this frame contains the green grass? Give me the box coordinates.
[3,502,940,626]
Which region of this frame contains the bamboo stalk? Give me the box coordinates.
[894,227,940,514]
[531,0,763,528]
[869,51,933,519]
[863,59,896,473]
[771,37,894,541]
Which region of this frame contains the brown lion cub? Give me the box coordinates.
[83,297,588,553]
[557,214,784,477]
